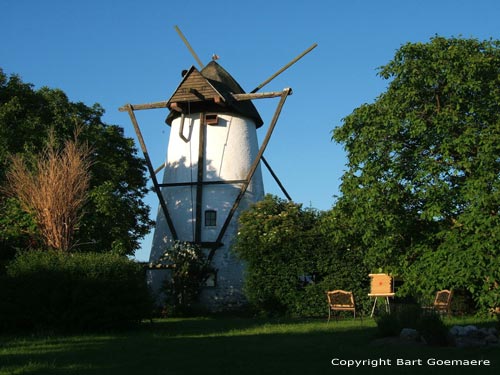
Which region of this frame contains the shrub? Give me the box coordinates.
[375,313,402,337]
[375,304,448,346]
[0,251,152,332]
[417,313,449,346]
[374,304,420,337]
[234,195,371,318]
[158,241,213,316]
[5,128,92,252]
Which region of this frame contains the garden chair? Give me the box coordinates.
[326,290,358,322]
[433,289,453,316]
[424,289,453,316]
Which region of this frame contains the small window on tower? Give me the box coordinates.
[205,114,219,125]
[205,210,217,227]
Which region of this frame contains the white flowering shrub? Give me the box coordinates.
[158,241,212,315]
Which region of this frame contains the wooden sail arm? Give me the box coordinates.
[118,90,291,113]
[118,101,170,112]
[250,43,317,93]
[210,87,292,261]
[123,104,178,240]
[231,90,293,101]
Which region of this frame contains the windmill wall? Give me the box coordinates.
[148,112,264,311]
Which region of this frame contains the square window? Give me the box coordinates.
[205,114,219,125]
[205,210,217,227]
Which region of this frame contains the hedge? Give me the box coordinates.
[0,251,153,332]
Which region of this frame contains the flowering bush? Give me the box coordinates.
[159,241,212,315]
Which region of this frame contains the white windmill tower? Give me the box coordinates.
[121,27,316,311]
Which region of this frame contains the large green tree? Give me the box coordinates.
[333,36,500,310]
[0,69,153,260]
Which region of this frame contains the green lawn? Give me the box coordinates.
[1,316,499,375]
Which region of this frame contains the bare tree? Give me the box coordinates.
[5,128,92,252]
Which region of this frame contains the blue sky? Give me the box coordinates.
[2,0,499,261]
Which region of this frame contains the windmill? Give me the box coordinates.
[120,26,316,311]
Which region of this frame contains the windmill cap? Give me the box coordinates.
[165,61,263,128]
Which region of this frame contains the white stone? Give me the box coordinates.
[488,327,498,336]
[464,325,478,334]
[485,334,498,344]
[400,328,419,341]
[450,325,466,336]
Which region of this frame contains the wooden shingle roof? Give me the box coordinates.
[166,61,263,128]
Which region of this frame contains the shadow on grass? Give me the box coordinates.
[1,318,499,375]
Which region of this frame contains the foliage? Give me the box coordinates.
[0,198,38,271]
[4,128,92,251]
[0,250,152,332]
[375,304,448,346]
[158,241,212,315]
[233,194,370,317]
[417,313,449,346]
[332,36,500,311]
[0,68,153,257]
[375,304,422,337]
[233,195,317,316]
[314,206,372,312]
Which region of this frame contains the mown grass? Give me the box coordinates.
[0,316,499,375]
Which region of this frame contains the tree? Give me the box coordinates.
[5,129,92,252]
[332,36,500,310]
[233,195,371,316]
[0,69,153,258]
[233,195,319,315]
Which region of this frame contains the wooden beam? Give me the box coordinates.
[231,90,293,101]
[118,101,169,112]
[144,263,175,270]
[175,25,204,69]
[170,103,183,112]
[196,241,223,249]
[154,162,167,175]
[250,43,317,93]
[213,88,292,256]
[194,113,205,243]
[189,88,206,100]
[261,156,292,201]
[158,179,247,187]
[124,104,178,240]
